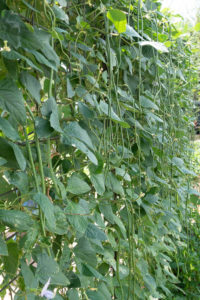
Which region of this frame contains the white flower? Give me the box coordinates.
[40,278,55,299]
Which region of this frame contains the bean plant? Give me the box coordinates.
[0,0,199,299]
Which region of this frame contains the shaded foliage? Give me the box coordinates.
[0,0,199,299]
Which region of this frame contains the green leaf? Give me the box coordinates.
[41,97,62,133]
[67,290,79,300]
[0,78,26,124]
[82,264,106,281]
[125,25,142,39]
[107,9,127,33]
[2,242,19,277]
[53,4,69,24]
[0,235,8,256]
[67,174,91,195]
[33,193,56,229]
[0,157,7,166]
[9,142,26,171]
[20,71,41,104]
[106,172,124,196]
[2,50,42,73]
[0,209,35,231]
[20,225,39,251]
[90,172,105,195]
[0,116,20,141]
[4,171,28,194]
[78,102,95,119]
[86,223,107,241]
[99,101,130,128]
[67,78,75,98]
[30,50,57,71]
[62,134,98,165]
[140,96,159,110]
[63,121,95,150]
[21,260,38,290]
[99,202,115,224]
[35,117,53,138]
[36,251,70,285]
[65,201,88,234]
[46,205,69,235]
[86,290,105,300]
[0,11,40,49]
[74,237,97,267]
[0,137,20,169]
[139,41,169,53]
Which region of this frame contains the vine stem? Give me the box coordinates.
[26,104,46,238]
[23,127,39,192]
[47,138,60,196]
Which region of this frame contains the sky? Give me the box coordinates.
[161,0,200,24]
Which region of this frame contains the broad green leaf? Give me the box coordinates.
[106,172,124,196]
[67,174,91,195]
[125,25,142,39]
[62,133,98,165]
[20,71,41,104]
[35,117,53,138]
[4,171,28,194]
[82,264,106,281]
[9,142,26,171]
[0,78,26,124]
[0,11,40,49]
[0,157,7,166]
[115,167,131,181]
[36,251,70,285]
[86,223,107,241]
[107,9,127,33]
[113,215,127,239]
[53,4,69,24]
[46,205,69,235]
[99,202,115,224]
[71,52,88,64]
[87,290,107,300]
[98,282,112,300]
[2,50,42,72]
[2,242,19,277]
[32,28,60,69]
[90,172,105,195]
[78,102,95,119]
[0,137,25,169]
[65,201,88,234]
[0,235,8,256]
[30,50,58,71]
[74,237,97,267]
[0,209,35,231]
[33,193,56,229]
[139,41,169,53]
[21,260,38,289]
[41,97,62,133]
[99,101,130,128]
[63,121,95,150]
[0,116,20,141]
[67,78,75,98]
[140,96,159,110]
[67,290,79,300]
[20,225,39,250]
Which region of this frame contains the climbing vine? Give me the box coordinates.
[0,0,199,299]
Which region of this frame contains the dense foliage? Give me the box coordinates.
[0,0,199,299]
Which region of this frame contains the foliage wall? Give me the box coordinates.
[0,0,199,299]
